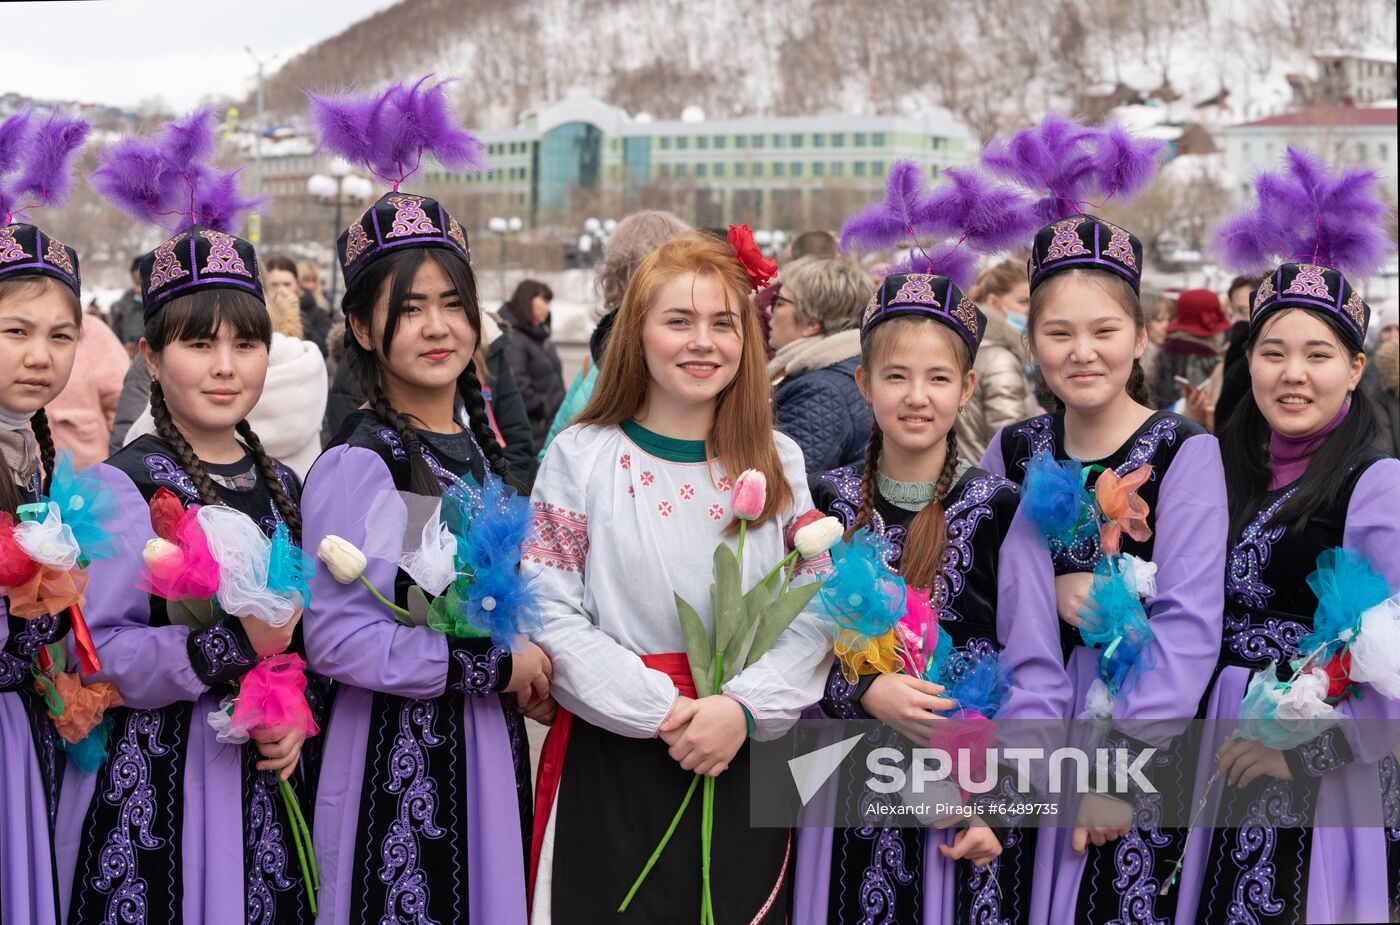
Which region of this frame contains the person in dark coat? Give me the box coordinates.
[107,256,146,353]
[1211,275,1260,430]
[498,279,565,449]
[767,257,874,473]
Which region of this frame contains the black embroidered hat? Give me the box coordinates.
[138,226,263,318]
[861,272,987,360]
[0,223,81,298]
[1029,214,1144,295]
[338,192,470,291]
[1250,262,1368,350]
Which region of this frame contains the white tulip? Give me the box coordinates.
[317,535,367,584]
[794,516,844,560]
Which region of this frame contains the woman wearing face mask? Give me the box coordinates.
[955,259,1039,462]
[0,107,91,925]
[1168,148,1400,925]
[57,112,316,925]
[300,81,552,924]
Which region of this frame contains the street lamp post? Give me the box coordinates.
[488,216,523,301]
[308,162,374,308]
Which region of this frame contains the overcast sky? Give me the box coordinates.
[1,0,401,110]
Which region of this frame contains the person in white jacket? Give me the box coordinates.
[124,289,328,477]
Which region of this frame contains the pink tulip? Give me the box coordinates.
[730,469,767,521]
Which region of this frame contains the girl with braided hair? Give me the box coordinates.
[0,107,92,925]
[800,272,1067,925]
[55,112,318,925]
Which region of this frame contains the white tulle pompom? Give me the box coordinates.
[1120,554,1158,600]
[196,505,297,627]
[207,695,249,745]
[1078,678,1116,721]
[1349,594,1400,699]
[398,501,457,597]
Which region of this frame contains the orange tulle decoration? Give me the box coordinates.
[44,673,123,744]
[835,628,902,681]
[1095,464,1153,556]
[5,563,88,619]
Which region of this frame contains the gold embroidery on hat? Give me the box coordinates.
[385,195,440,239]
[198,230,251,277]
[1252,275,1275,316]
[0,226,28,263]
[43,236,74,276]
[147,239,189,290]
[1284,264,1331,300]
[447,218,468,254]
[344,222,372,265]
[1044,217,1089,261]
[890,274,941,307]
[953,296,979,339]
[1342,290,1365,332]
[1103,223,1137,270]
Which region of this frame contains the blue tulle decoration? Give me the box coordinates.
[267,523,315,608]
[1022,450,1097,547]
[921,624,957,683]
[816,529,906,643]
[1298,547,1391,660]
[57,716,112,773]
[452,473,541,647]
[45,451,119,560]
[1238,665,1339,750]
[938,651,1013,718]
[1079,556,1155,696]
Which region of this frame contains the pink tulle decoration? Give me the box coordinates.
[231,654,320,738]
[140,506,221,601]
[929,712,999,797]
[896,586,938,677]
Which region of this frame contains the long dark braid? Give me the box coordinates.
[149,380,222,505]
[899,429,961,592]
[850,427,883,537]
[235,419,302,537]
[459,359,514,485]
[30,407,57,496]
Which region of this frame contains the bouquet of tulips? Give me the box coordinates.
[0,451,123,768]
[620,471,839,923]
[138,487,320,911]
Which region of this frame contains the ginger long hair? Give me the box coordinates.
[577,230,793,529]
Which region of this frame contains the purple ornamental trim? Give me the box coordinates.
[1293,728,1350,778]
[449,644,509,695]
[821,664,862,719]
[188,619,260,686]
[143,452,201,500]
[0,649,30,691]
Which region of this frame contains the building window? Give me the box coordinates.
[697,163,708,177]
[661,137,672,150]
[790,133,803,146]
[677,137,689,150]
[773,134,784,148]
[832,161,844,176]
[813,133,826,147]
[812,162,824,176]
[854,161,867,176]
[773,162,785,176]
[714,136,725,149]
[791,162,802,176]
[832,133,845,146]
[714,163,725,177]
[698,136,709,149]
[676,163,688,176]
[873,160,885,174]
[659,164,671,177]
[752,163,763,177]
[873,132,887,146]
[735,135,746,148]
[855,132,867,146]
[752,134,764,147]
[735,162,745,177]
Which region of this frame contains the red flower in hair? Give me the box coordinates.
[727,224,778,291]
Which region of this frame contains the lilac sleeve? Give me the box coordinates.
[995,506,1071,722]
[1324,458,1400,763]
[978,426,1008,476]
[301,445,456,699]
[1112,433,1227,729]
[80,463,214,709]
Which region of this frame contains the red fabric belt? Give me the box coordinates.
[527,652,694,909]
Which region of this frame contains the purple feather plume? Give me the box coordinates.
[1213,145,1392,277]
[0,107,89,221]
[308,76,488,187]
[12,111,91,208]
[840,159,929,251]
[982,114,1162,221]
[919,166,1040,252]
[92,108,260,234]
[900,240,979,290]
